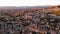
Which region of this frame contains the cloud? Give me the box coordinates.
[0,0,60,6]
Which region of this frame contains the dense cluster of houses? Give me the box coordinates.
[0,6,60,34]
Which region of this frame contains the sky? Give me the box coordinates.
[0,0,60,6]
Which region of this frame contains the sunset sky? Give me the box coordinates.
[0,0,60,6]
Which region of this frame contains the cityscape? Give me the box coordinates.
[0,5,60,34]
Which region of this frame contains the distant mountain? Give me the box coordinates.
[0,6,50,9]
